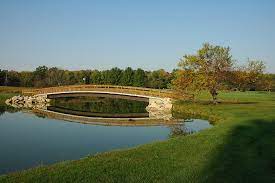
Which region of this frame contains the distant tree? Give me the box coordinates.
[0,69,5,85]
[133,68,146,87]
[120,67,134,86]
[63,71,78,85]
[7,71,21,86]
[227,68,246,91]
[46,67,67,86]
[258,74,272,92]
[109,67,122,85]
[72,70,87,84]
[100,70,108,84]
[269,74,275,92]
[20,71,33,87]
[148,69,170,89]
[173,43,233,103]
[90,70,102,84]
[230,60,266,91]
[244,60,265,91]
[81,70,91,84]
[0,66,176,89]
[33,66,49,87]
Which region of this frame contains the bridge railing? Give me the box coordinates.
[22,85,184,99]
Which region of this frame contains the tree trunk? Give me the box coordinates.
[210,88,218,104]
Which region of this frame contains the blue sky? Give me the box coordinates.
[0,0,274,72]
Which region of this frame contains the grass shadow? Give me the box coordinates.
[202,119,275,182]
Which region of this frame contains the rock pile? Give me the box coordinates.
[146,98,173,120]
[5,95,51,110]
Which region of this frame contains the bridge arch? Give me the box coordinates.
[22,84,179,99]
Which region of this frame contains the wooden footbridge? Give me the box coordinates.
[20,85,187,126]
[22,85,183,99]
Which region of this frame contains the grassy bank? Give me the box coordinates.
[0,91,275,182]
[0,86,24,103]
[0,86,29,94]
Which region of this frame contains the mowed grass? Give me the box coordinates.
[0,86,23,103]
[0,93,18,104]
[0,91,275,182]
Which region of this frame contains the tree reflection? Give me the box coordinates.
[51,97,149,114]
[169,123,194,138]
[0,104,21,116]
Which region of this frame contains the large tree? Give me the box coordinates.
[173,43,233,103]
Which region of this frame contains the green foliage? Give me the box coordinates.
[147,69,172,89]
[133,68,146,87]
[0,69,6,85]
[90,70,102,84]
[109,67,122,85]
[6,71,20,86]
[20,71,33,87]
[120,67,134,86]
[0,66,173,89]
[33,66,48,87]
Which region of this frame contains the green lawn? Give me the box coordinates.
[0,91,275,182]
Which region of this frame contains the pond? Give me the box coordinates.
[0,95,212,175]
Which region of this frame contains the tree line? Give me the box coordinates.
[0,43,274,99]
[0,67,175,89]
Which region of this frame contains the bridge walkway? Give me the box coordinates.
[22,85,185,99]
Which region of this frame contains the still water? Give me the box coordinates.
[0,96,212,175]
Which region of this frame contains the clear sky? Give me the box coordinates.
[0,0,274,72]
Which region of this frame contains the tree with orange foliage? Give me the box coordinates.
[173,43,233,103]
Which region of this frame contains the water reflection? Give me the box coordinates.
[0,104,20,116]
[50,96,149,118]
[0,96,213,175]
[169,119,212,138]
[169,125,190,138]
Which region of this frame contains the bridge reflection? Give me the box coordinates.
[47,106,149,118]
[32,108,182,127]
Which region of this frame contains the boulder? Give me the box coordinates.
[5,94,51,109]
[146,97,173,120]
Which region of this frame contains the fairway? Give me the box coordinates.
[0,91,274,182]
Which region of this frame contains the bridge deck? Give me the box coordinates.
[22,85,184,99]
